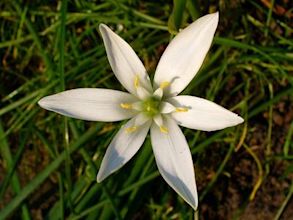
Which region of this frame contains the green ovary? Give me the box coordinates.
[142,97,161,117]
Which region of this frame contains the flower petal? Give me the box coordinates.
[38,88,138,122]
[154,12,219,97]
[99,24,152,95]
[150,116,198,209]
[97,116,151,182]
[168,95,244,131]
[160,101,175,114]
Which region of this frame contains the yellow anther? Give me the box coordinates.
[160,126,168,134]
[175,107,189,112]
[134,75,140,89]
[160,81,170,89]
[126,126,138,133]
[120,103,132,109]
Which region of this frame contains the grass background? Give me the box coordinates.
[0,0,292,219]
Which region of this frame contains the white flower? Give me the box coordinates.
[38,12,243,210]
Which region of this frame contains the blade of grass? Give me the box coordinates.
[0,127,29,199]
[283,121,293,156]
[0,121,31,220]
[109,0,165,25]
[214,37,286,75]
[68,172,160,220]
[248,87,293,118]
[10,1,55,79]
[168,0,187,33]
[57,0,73,218]
[264,0,275,37]
[243,144,264,201]
[186,0,200,20]
[0,124,102,220]
[273,181,293,220]
[199,143,235,201]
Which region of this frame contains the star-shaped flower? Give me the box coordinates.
[38,12,243,209]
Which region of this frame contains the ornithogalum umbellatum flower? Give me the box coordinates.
[39,12,244,209]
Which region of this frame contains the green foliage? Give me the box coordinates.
[0,0,292,219]
[168,0,187,34]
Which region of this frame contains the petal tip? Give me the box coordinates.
[230,113,244,127]
[37,98,43,107]
[99,23,107,29]
[191,203,198,211]
[38,97,48,109]
[237,115,244,124]
[179,188,198,210]
[189,191,199,210]
[210,11,219,24]
[37,95,57,110]
[99,23,108,33]
[188,195,198,210]
[96,172,105,183]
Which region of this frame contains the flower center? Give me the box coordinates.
[142,96,161,117]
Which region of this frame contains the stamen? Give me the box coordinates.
[175,107,189,112]
[160,81,170,89]
[134,75,140,89]
[120,103,132,109]
[125,126,138,133]
[160,126,168,134]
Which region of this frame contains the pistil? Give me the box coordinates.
[142,96,161,117]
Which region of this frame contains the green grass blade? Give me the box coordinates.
[0,124,102,219]
[168,0,187,33]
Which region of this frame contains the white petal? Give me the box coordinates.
[154,12,219,97]
[134,113,150,126]
[153,88,163,99]
[150,117,198,209]
[136,86,151,100]
[153,114,164,127]
[168,95,244,131]
[38,88,138,122]
[132,101,143,111]
[99,24,152,95]
[97,116,151,182]
[160,101,175,114]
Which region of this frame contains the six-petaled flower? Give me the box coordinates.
[38,12,244,209]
